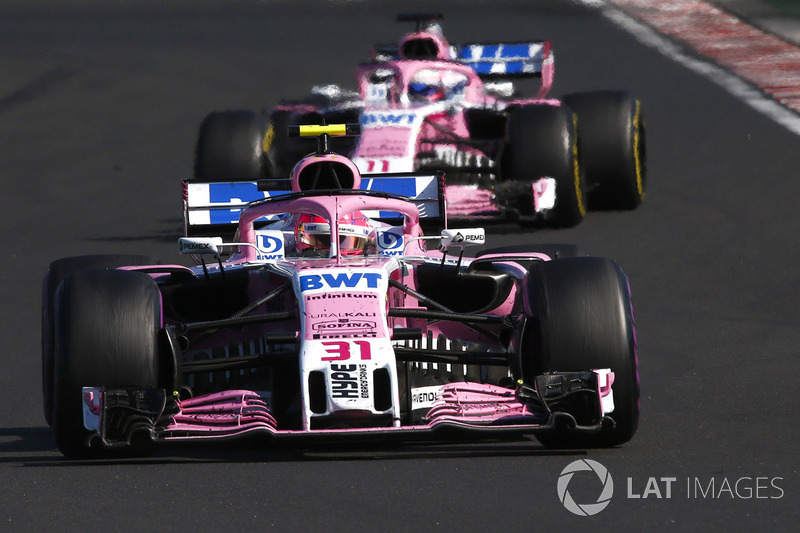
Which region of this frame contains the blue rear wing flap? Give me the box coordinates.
[183,173,446,237]
[457,41,551,78]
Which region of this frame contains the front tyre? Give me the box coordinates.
[42,254,158,427]
[53,269,161,458]
[524,257,639,447]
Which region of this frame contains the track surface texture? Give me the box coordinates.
[1,0,798,530]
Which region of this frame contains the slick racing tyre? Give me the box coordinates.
[501,104,586,227]
[561,91,646,210]
[194,110,274,180]
[53,269,161,458]
[524,257,639,447]
[42,254,157,426]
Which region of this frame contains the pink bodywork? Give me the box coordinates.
[364,29,554,102]
[346,29,561,217]
[84,194,615,443]
[105,189,591,441]
[445,186,500,217]
[270,28,561,217]
[80,33,618,442]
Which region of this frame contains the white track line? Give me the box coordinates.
[576,0,800,135]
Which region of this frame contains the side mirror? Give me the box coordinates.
[440,228,485,249]
[179,237,223,256]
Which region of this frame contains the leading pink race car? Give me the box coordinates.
[42,125,639,458]
[194,13,646,227]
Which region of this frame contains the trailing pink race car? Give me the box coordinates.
[194,13,646,227]
[42,125,639,458]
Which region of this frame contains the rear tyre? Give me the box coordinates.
[53,269,161,458]
[194,110,273,180]
[561,91,646,209]
[42,255,157,426]
[501,105,586,227]
[524,257,639,447]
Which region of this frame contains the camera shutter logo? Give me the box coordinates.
[557,459,614,516]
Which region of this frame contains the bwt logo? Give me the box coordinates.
[557,460,614,516]
[362,112,417,126]
[299,272,382,291]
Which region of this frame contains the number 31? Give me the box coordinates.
[321,340,372,361]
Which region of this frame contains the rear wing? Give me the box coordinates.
[457,41,552,78]
[183,172,446,238]
[371,41,552,78]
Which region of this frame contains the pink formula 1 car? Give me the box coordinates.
[43,126,639,458]
[194,13,646,227]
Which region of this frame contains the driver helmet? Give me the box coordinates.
[408,70,445,102]
[294,212,373,256]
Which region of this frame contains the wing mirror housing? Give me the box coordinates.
[179,237,224,257]
[439,228,485,249]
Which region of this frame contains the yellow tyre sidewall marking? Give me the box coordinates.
[572,113,586,217]
[632,100,645,200]
[262,123,275,154]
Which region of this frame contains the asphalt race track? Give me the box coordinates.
[1,1,798,530]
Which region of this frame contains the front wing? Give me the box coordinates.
[80,370,615,449]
